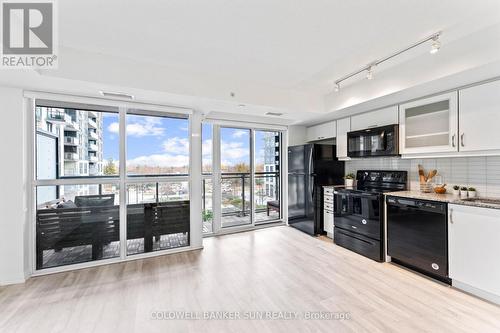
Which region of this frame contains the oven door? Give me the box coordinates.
[334,191,382,240]
[347,125,398,158]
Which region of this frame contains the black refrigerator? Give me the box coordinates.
[288,144,344,235]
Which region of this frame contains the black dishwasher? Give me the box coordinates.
[386,196,450,284]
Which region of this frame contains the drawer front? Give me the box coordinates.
[324,211,334,234]
[324,203,334,211]
[324,195,334,203]
[324,188,335,195]
[334,227,382,262]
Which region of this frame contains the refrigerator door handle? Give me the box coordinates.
[308,147,313,175]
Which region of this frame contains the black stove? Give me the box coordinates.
[333,170,407,262]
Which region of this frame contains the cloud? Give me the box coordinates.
[107,117,165,137]
[232,129,248,138]
[127,154,189,168]
[221,141,249,161]
[202,139,212,157]
[108,122,119,134]
[163,137,189,155]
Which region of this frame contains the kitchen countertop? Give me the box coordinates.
[323,185,346,189]
[384,190,500,210]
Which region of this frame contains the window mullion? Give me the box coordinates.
[119,107,127,260]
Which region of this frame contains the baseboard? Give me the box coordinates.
[452,280,500,306]
[0,277,26,286]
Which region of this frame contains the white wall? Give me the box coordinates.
[0,86,27,285]
[287,125,306,146]
[346,156,500,198]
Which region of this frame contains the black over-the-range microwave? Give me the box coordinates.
[347,124,399,158]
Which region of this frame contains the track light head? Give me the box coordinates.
[430,36,441,54]
[366,66,374,80]
[334,82,340,92]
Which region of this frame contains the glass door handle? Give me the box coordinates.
[452,134,455,147]
[460,133,465,147]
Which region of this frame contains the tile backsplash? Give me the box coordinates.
[345,156,500,198]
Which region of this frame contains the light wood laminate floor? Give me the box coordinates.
[1,226,500,333]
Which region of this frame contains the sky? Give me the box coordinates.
[102,114,272,169]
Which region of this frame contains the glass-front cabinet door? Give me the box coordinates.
[399,91,458,155]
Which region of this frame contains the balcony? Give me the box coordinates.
[65,121,80,131]
[88,155,99,163]
[88,143,98,151]
[64,152,79,161]
[88,131,98,140]
[88,118,98,128]
[88,111,99,118]
[46,111,70,123]
[64,136,79,146]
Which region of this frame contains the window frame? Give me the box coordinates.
[28,94,195,275]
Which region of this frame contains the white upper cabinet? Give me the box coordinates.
[459,80,500,152]
[350,106,398,131]
[306,120,336,142]
[399,92,458,154]
[336,117,351,159]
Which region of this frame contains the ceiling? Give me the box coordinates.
[3,1,500,123]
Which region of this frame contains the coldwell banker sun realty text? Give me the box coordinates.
[1,0,58,68]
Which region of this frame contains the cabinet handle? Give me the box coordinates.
[460,133,465,147]
[451,134,455,147]
[368,124,379,128]
[450,208,453,224]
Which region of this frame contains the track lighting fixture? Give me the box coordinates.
[366,66,374,80]
[430,36,441,54]
[332,31,442,93]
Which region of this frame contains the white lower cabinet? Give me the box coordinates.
[449,204,500,304]
[323,187,334,237]
[323,210,334,236]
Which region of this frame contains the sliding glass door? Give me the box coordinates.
[220,127,252,228]
[254,130,281,224]
[202,124,282,234]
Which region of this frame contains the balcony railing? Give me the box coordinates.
[88,131,98,140]
[88,118,98,128]
[64,136,79,145]
[64,121,80,131]
[64,152,79,161]
[202,172,280,221]
[88,143,98,151]
[88,155,99,163]
[46,111,70,123]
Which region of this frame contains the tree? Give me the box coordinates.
[103,158,117,175]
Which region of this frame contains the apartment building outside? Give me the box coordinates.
[35,107,105,203]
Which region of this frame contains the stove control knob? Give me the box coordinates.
[361,219,367,224]
[431,263,439,270]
